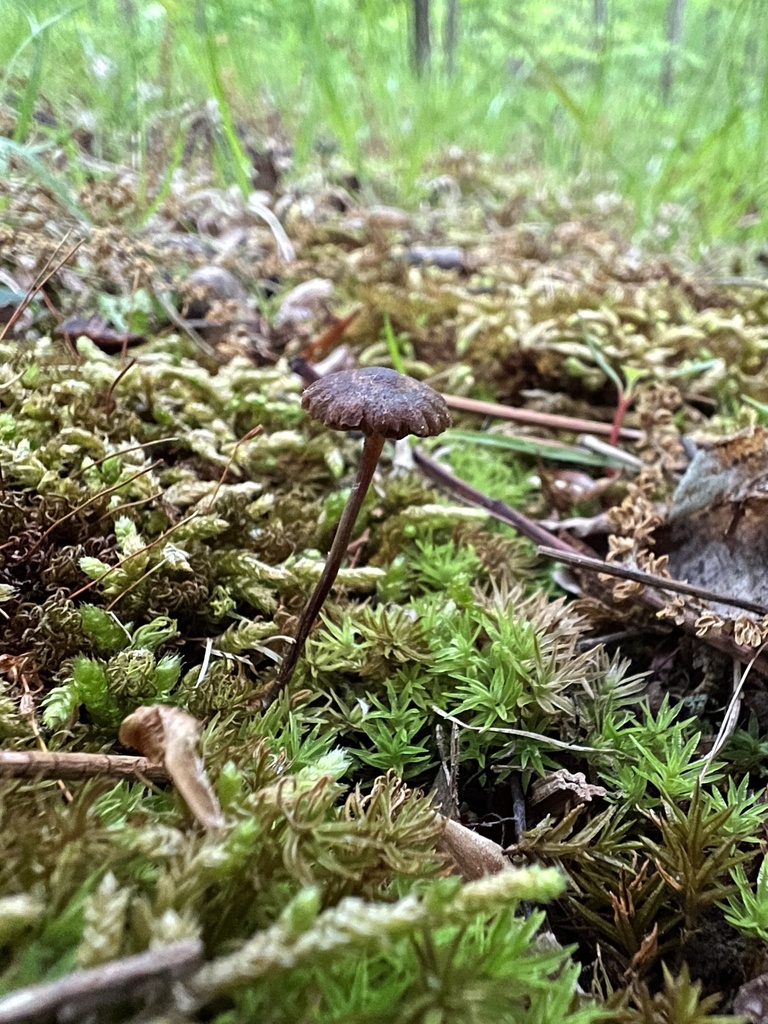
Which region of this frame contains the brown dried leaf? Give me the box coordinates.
[118,706,224,831]
[662,425,768,620]
[55,315,145,352]
[435,815,509,880]
[626,922,658,979]
[529,769,607,820]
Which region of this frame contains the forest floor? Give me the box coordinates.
[2,133,768,1023]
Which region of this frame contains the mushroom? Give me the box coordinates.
[262,366,451,707]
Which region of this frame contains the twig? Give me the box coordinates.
[413,449,573,553]
[538,546,768,616]
[0,938,202,1023]
[27,460,162,557]
[431,706,605,753]
[0,749,169,783]
[152,288,217,357]
[0,233,83,343]
[701,643,768,781]
[304,305,362,361]
[417,449,768,676]
[440,393,642,441]
[712,276,768,291]
[509,774,528,844]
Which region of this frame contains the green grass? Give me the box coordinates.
[1,0,767,247]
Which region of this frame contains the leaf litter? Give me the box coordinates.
[1,130,768,1022]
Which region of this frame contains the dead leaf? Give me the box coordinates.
[662,426,768,621]
[273,279,333,329]
[118,706,224,831]
[435,815,509,880]
[55,315,144,353]
[530,769,607,819]
[625,923,658,979]
[734,972,768,1023]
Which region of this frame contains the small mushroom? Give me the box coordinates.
[262,366,451,707]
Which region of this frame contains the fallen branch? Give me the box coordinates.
[0,750,169,784]
[413,449,574,552]
[0,938,202,1023]
[538,546,768,616]
[440,393,642,441]
[419,449,768,676]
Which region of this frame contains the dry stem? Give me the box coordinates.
[0,750,169,784]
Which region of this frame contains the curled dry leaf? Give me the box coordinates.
[530,769,607,820]
[55,315,145,353]
[118,706,225,831]
[435,814,509,881]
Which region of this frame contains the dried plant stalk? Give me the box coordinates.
[0,938,202,1023]
[0,750,169,783]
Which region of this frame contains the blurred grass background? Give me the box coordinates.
[1,0,767,248]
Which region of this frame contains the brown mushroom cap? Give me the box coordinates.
[301,366,451,441]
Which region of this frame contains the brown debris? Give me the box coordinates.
[0,938,203,1024]
[118,706,225,831]
[435,815,509,880]
[0,749,169,784]
[529,769,607,820]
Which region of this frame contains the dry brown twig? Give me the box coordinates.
[413,449,574,553]
[440,393,642,441]
[1,656,74,803]
[0,938,202,1024]
[0,749,169,784]
[418,450,768,676]
[538,545,768,616]
[0,232,84,343]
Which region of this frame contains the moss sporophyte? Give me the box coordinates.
[261,367,450,707]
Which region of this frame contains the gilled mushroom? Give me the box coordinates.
[262,366,451,707]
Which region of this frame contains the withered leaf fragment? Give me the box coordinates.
[55,315,145,352]
[435,814,509,880]
[118,706,225,831]
[530,770,607,820]
[664,426,768,619]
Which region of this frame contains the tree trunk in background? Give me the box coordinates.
[592,0,607,48]
[444,0,458,77]
[411,0,432,76]
[660,0,686,103]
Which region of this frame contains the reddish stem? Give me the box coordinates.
[609,389,633,448]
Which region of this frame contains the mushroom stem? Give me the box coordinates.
[263,433,386,707]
